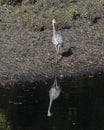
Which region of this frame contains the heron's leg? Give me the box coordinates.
[55,45,60,54]
[57,45,60,54]
[56,52,58,64]
[55,45,58,63]
[55,45,58,54]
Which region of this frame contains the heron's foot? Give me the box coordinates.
[56,54,63,64]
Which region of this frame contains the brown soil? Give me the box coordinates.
[0,1,104,86]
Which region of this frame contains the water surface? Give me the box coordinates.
[0,73,104,130]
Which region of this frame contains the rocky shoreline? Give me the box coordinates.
[0,3,104,86]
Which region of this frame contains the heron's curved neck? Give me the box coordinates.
[52,22,56,37]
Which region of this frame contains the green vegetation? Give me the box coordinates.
[13,1,80,31]
[0,22,12,31]
[0,0,20,5]
[0,112,11,130]
[0,0,104,31]
[0,0,36,5]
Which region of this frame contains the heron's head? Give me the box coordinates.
[52,19,56,24]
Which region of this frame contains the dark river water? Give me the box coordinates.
[0,73,104,130]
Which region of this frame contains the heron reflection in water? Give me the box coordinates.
[47,77,61,117]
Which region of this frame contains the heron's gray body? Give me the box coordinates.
[47,78,61,117]
[52,33,64,47]
[52,19,64,56]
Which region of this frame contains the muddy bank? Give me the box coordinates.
[0,4,104,86]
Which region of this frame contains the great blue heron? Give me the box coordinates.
[47,77,61,117]
[52,19,64,62]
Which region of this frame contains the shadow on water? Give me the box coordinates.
[0,73,104,130]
